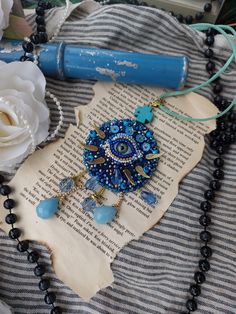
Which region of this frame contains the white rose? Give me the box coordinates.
[0,0,13,40]
[0,61,50,173]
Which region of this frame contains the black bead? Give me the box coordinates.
[201,245,212,258]
[44,292,56,304]
[199,214,211,227]
[46,2,53,9]
[200,201,211,212]
[217,121,227,131]
[219,99,229,111]
[51,307,62,314]
[36,16,45,25]
[28,251,39,263]
[185,15,193,24]
[186,299,197,311]
[199,259,211,272]
[209,130,219,138]
[231,123,236,132]
[36,6,45,16]
[38,32,48,44]
[190,284,201,297]
[195,12,204,21]
[205,35,214,46]
[37,25,46,33]
[214,157,224,168]
[219,133,231,145]
[0,174,5,184]
[213,168,224,180]
[17,240,29,252]
[204,48,214,58]
[228,112,236,122]
[209,180,221,191]
[204,189,215,201]
[216,145,225,155]
[30,34,40,45]
[230,133,236,143]
[39,278,50,291]
[214,95,223,106]
[5,213,17,224]
[204,3,212,12]
[3,198,15,209]
[176,14,184,23]
[20,55,32,62]
[213,83,223,94]
[206,61,215,72]
[38,1,48,9]
[200,230,212,242]
[210,139,219,149]
[34,264,46,277]
[206,28,215,36]
[0,185,11,196]
[22,41,34,53]
[194,271,206,284]
[9,228,21,239]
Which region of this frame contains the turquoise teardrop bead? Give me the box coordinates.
[93,205,117,224]
[36,197,59,219]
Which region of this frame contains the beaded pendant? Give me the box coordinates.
[36,106,160,223]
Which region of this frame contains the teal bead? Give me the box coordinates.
[134,105,154,124]
[93,205,117,224]
[36,197,59,219]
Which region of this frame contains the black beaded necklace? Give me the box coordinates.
[1,3,235,314]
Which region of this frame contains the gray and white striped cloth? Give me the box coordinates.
[0,2,236,313]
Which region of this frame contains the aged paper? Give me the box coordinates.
[0,82,217,300]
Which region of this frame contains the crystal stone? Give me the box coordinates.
[140,191,157,205]
[111,169,123,185]
[85,176,100,191]
[59,177,75,193]
[81,197,96,212]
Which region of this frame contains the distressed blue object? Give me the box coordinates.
[36,197,59,219]
[93,205,117,224]
[81,197,96,212]
[0,40,188,89]
[83,119,159,193]
[140,191,157,205]
[59,177,75,192]
[85,176,100,191]
[134,106,154,124]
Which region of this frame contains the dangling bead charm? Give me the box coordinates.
[36,197,59,219]
[140,191,157,205]
[93,205,117,224]
[81,197,96,213]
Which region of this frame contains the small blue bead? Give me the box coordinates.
[110,125,120,133]
[59,177,75,193]
[90,130,97,138]
[152,149,159,154]
[136,134,145,143]
[81,197,96,212]
[142,142,150,151]
[125,127,134,135]
[36,197,59,219]
[93,205,117,224]
[146,130,153,138]
[140,191,157,205]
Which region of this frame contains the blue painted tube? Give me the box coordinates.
[0,40,188,89]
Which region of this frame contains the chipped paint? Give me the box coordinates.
[116,60,138,69]
[96,67,121,80]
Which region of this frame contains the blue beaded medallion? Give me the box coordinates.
[83,119,159,193]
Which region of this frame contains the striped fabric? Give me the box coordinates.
[1,2,236,313]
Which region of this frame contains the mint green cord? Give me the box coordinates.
[159,23,236,122]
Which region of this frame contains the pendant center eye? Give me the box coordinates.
[117,142,128,154]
